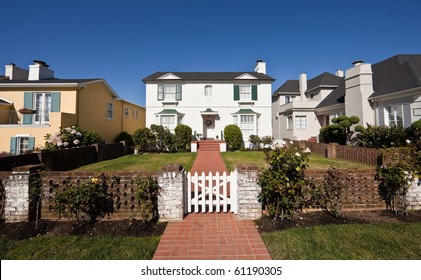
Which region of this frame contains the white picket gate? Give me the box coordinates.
[185,171,238,214]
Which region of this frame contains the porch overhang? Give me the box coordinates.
[155,109,185,116]
[231,108,261,116]
[200,108,219,116]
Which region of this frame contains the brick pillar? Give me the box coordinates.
[236,165,262,220]
[327,143,338,159]
[3,165,43,223]
[157,164,185,221]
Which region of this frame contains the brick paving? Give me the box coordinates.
[153,141,271,260]
[153,213,271,260]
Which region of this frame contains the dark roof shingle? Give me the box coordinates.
[0,78,101,84]
[143,72,275,82]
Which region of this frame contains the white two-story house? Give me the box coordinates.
[143,60,275,146]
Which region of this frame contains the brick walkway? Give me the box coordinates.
[153,213,271,260]
[153,141,271,260]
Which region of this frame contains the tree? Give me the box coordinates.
[320,115,360,145]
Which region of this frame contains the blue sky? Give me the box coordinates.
[1,0,420,107]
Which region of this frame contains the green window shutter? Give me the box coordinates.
[28,137,35,150]
[252,85,258,101]
[23,92,33,124]
[176,85,182,101]
[10,137,17,154]
[157,85,164,100]
[233,85,240,101]
[51,92,61,112]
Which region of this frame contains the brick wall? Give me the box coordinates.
[306,169,385,210]
[41,170,158,220]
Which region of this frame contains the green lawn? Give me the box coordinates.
[261,222,421,260]
[76,153,197,171]
[0,235,160,260]
[221,151,374,171]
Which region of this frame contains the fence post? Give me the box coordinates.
[157,164,185,221]
[3,164,43,223]
[327,143,338,159]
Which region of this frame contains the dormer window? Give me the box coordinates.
[158,84,182,101]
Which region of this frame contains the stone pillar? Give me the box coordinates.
[406,177,421,210]
[3,165,42,223]
[157,164,185,221]
[236,165,262,220]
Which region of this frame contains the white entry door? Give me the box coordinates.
[204,117,215,139]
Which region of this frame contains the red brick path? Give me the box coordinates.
[153,141,271,260]
[153,213,271,260]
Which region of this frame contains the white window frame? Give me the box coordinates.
[239,85,251,100]
[295,115,307,129]
[287,116,293,130]
[159,115,176,131]
[107,102,114,120]
[285,95,296,104]
[164,85,176,101]
[124,107,129,118]
[34,92,52,124]
[379,103,411,127]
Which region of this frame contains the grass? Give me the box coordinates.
[221,151,374,171]
[76,153,197,172]
[0,235,160,260]
[261,222,421,260]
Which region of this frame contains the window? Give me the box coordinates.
[378,104,411,127]
[158,85,182,101]
[285,96,296,104]
[160,115,176,131]
[34,93,52,124]
[240,115,255,140]
[287,116,293,130]
[10,136,34,155]
[124,107,129,117]
[205,85,212,97]
[239,85,251,100]
[295,115,307,129]
[132,109,138,119]
[107,102,113,119]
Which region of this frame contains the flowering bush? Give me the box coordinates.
[258,146,311,222]
[44,125,103,150]
[52,173,115,224]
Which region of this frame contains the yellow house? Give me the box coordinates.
[0,60,145,154]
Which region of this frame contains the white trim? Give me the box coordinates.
[234,73,258,80]
[157,73,182,80]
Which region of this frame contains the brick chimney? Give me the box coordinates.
[28,60,54,80]
[5,63,28,80]
[344,60,374,126]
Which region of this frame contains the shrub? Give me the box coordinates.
[224,125,243,151]
[356,124,408,148]
[314,167,351,217]
[52,174,115,224]
[249,135,261,150]
[261,136,274,148]
[376,149,414,215]
[151,124,175,152]
[133,176,160,223]
[44,126,103,150]
[133,127,155,152]
[174,124,192,152]
[258,146,311,222]
[114,131,133,143]
[319,125,346,145]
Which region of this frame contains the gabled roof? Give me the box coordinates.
[273,80,299,94]
[316,79,345,108]
[0,78,101,84]
[369,54,421,98]
[307,72,342,90]
[273,72,342,96]
[317,54,421,109]
[143,72,275,82]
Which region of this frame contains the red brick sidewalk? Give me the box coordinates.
[153,213,271,260]
[190,151,228,174]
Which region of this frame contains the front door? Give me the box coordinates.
[203,116,215,139]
